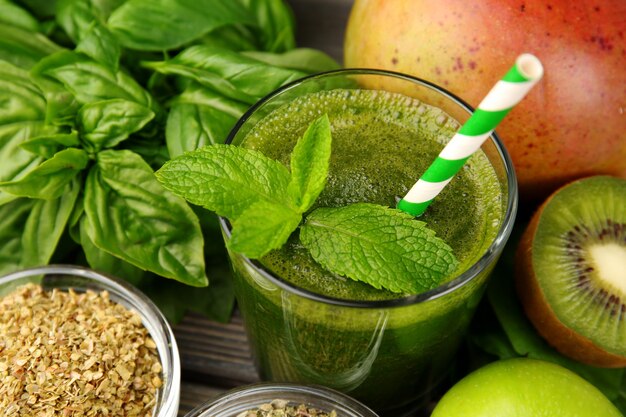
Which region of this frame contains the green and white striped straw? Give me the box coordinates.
[397,53,544,217]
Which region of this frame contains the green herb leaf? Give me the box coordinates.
[0,148,88,199]
[240,0,295,52]
[156,144,292,220]
[108,0,255,51]
[56,0,122,70]
[83,149,207,286]
[0,180,79,274]
[79,216,148,286]
[0,22,61,69]
[242,48,341,73]
[32,50,155,108]
[300,203,458,293]
[0,0,40,32]
[287,114,331,212]
[21,178,80,267]
[200,24,259,52]
[0,60,47,124]
[165,83,248,157]
[77,98,155,152]
[0,198,34,275]
[144,45,307,104]
[229,200,301,259]
[20,132,80,159]
[56,0,99,42]
[76,22,122,71]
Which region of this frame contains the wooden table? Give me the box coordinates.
[174,1,354,414]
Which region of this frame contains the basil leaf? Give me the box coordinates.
[30,75,81,127]
[144,45,308,104]
[77,98,155,152]
[0,22,61,69]
[90,0,127,18]
[0,180,78,274]
[18,0,58,19]
[156,144,292,220]
[21,178,80,267]
[241,0,295,52]
[32,50,156,108]
[20,132,80,158]
[165,83,248,157]
[229,200,301,259]
[0,122,48,206]
[79,216,147,285]
[288,114,332,212]
[56,0,98,42]
[0,0,40,31]
[0,198,33,274]
[108,0,255,51]
[120,136,169,170]
[0,148,89,199]
[76,21,121,70]
[200,24,259,51]
[83,149,207,286]
[0,61,47,124]
[242,48,341,73]
[56,0,121,69]
[300,203,459,294]
[0,62,56,205]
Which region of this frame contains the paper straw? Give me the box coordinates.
[397,53,544,217]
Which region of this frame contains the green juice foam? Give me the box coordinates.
[241,89,503,301]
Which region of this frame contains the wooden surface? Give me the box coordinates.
[175,312,258,415]
[174,1,354,415]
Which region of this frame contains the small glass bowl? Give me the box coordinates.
[184,382,380,417]
[0,265,181,417]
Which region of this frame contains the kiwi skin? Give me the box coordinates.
[515,177,626,368]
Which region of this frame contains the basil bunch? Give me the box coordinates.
[0,0,339,321]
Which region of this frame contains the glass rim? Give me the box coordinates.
[221,68,518,309]
[184,382,379,417]
[0,264,181,417]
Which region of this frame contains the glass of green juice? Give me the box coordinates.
[219,69,517,416]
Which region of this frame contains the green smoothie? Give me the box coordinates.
[224,75,511,416]
[242,88,502,301]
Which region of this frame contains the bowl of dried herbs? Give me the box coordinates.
[184,383,379,417]
[0,265,180,417]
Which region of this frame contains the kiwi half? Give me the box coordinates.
[516,176,626,367]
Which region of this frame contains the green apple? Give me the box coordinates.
[431,358,622,417]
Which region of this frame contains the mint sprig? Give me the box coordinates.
[301,203,458,294]
[229,200,302,258]
[287,114,332,211]
[156,114,459,294]
[156,144,292,220]
[157,114,332,259]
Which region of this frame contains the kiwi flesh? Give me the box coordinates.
[516,176,626,367]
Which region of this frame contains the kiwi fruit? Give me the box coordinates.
[516,176,626,368]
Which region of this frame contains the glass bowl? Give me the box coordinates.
[184,382,380,417]
[0,265,181,417]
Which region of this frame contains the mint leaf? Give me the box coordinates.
[156,144,292,220]
[288,114,332,212]
[300,203,458,294]
[229,200,301,259]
